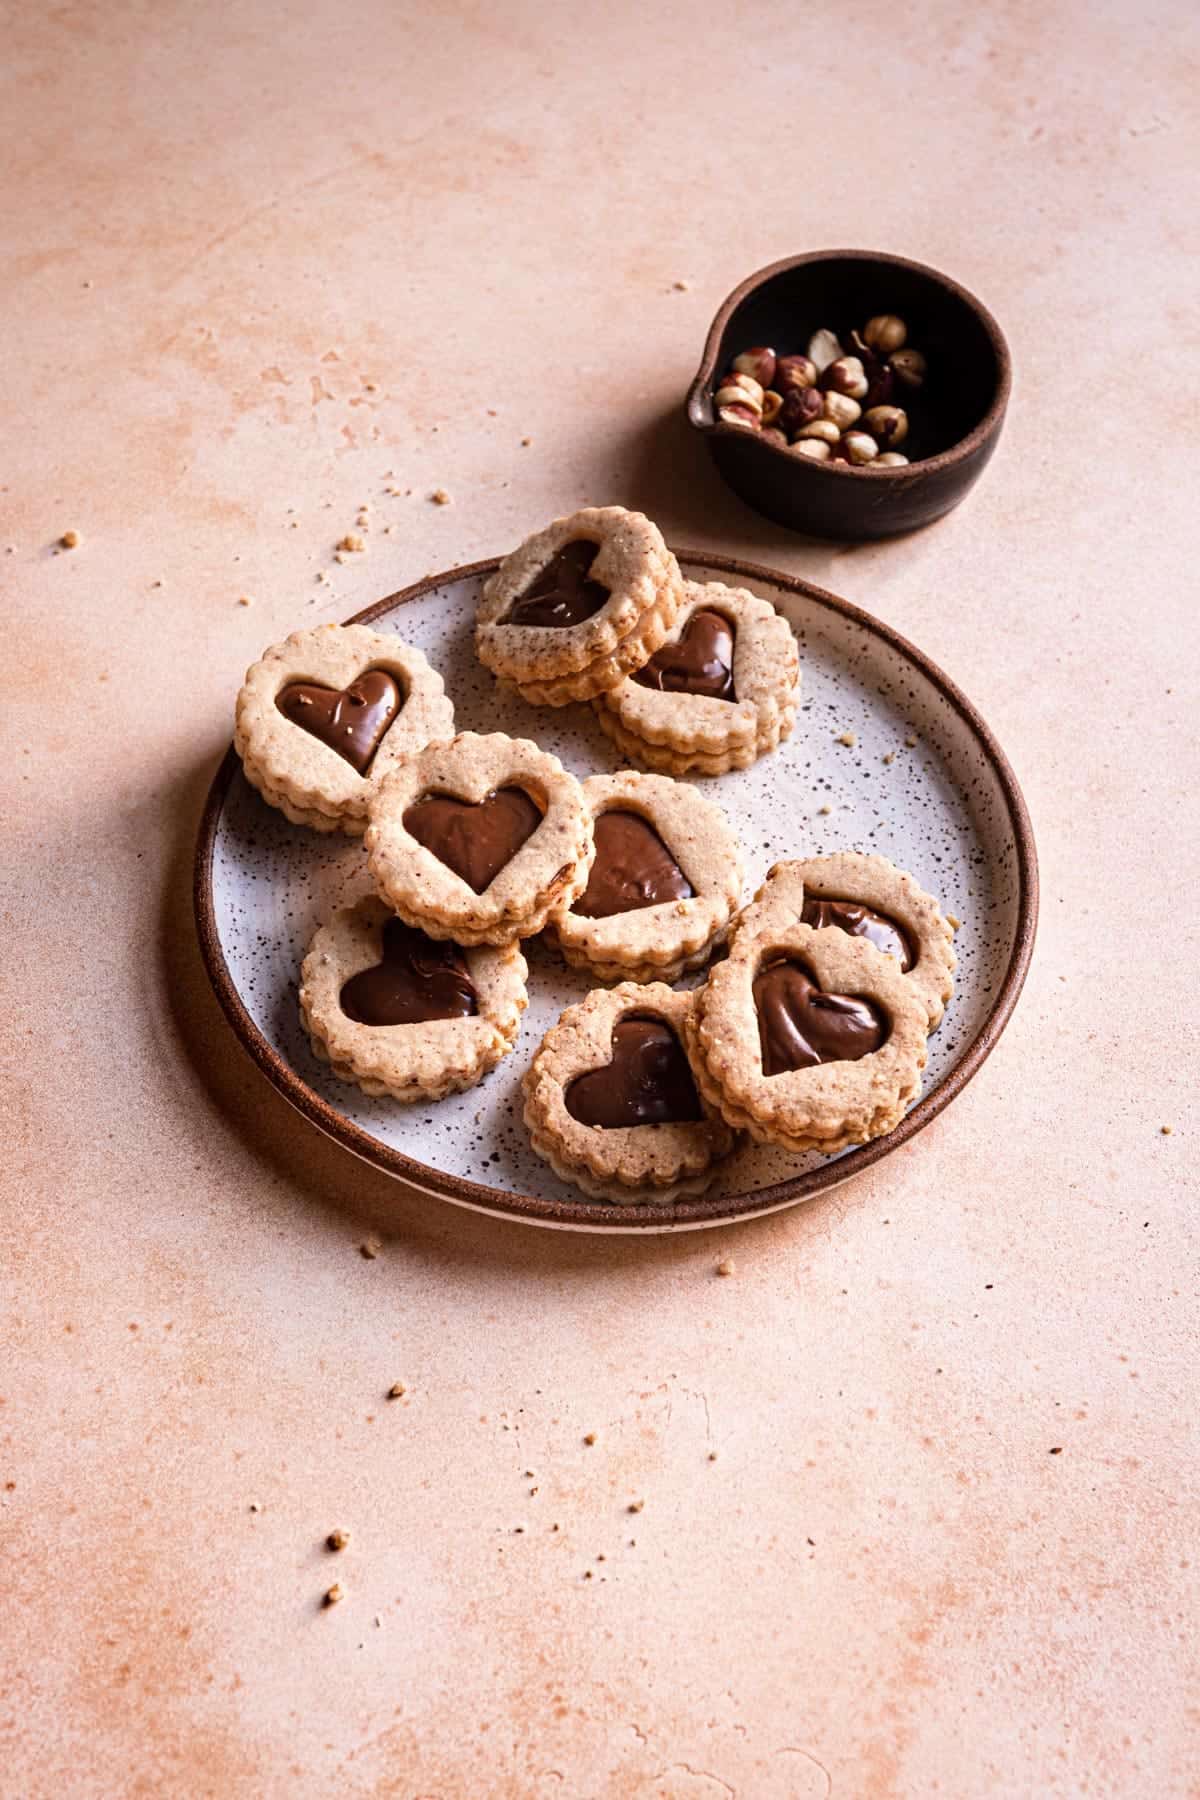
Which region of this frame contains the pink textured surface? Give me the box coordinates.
[2,1,1196,1793]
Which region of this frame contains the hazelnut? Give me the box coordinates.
[717,402,761,430]
[863,314,908,354]
[839,429,879,464]
[795,418,840,444]
[791,438,832,463]
[715,374,764,410]
[806,328,844,373]
[759,389,783,427]
[822,391,861,431]
[822,357,869,400]
[775,354,818,393]
[779,386,823,436]
[890,348,927,390]
[732,346,777,388]
[863,363,895,410]
[760,426,788,447]
[876,452,910,466]
[861,405,908,448]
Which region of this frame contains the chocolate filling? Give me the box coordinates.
[564,1014,703,1128]
[339,919,478,1026]
[403,786,543,893]
[276,669,403,773]
[801,895,915,971]
[503,540,610,628]
[753,958,887,1075]
[571,811,694,918]
[632,609,736,702]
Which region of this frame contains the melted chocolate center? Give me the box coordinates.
[276,669,403,773]
[403,786,543,893]
[571,811,694,919]
[753,958,887,1075]
[503,540,610,628]
[801,895,915,971]
[565,1013,703,1128]
[339,919,478,1026]
[632,609,736,702]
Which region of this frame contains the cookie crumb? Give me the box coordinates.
[882,751,896,765]
[1048,1446,1062,1456]
[583,1432,596,1446]
[836,731,857,748]
[628,1499,644,1514]
[323,1583,344,1607]
[326,1529,349,1552]
[359,1237,381,1259]
[905,734,918,748]
[248,1502,261,1513]
[520,437,533,447]
[430,488,452,506]
[337,533,365,553]
[672,279,690,291]
[947,914,962,931]
[387,1382,406,1400]
[716,1258,735,1277]
[237,595,253,607]
[708,1449,719,1462]
[1160,1124,1173,1135]
[817,803,833,816]
[59,530,80,549]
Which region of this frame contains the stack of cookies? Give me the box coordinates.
[230,503,957,1209]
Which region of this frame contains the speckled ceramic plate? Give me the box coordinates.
[194,552,1036,1233]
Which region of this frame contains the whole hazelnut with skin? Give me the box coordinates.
[716,372,764,409]
[863,314,908,354]
[791,438,832,462]
[779,386,823,436]
[759,389,783,427]
[760,425,788,447]
[862,405,908,448]
[840,429,879,464]
[876,452,910,466]
[822,357,869,400]
[863,363,895,409]
[822,391,861,431]
[732,346,777,389]
[775,354,818,393]
[717,402,760,430]
[890,348,927,390]
[796,418,840,444]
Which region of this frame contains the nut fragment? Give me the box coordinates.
[775,354,818,393]
[822,357,869,400]
[822,391,861,431]
[839,429,879,464]
[717,402,761,430]
[863,314,908,354]
[323,1584,344,1607]
[732,346,777,388]
[326,1529,349,1552]
[875,452,910,466]
[791,438,832,463]
[779,386,823,436]
[862,404,908,448]
[716,372,764,409]
[759,389,783,426]
[807,328,844,373]
[59,530,80,549]
[890,348,927,390]
[796,418,840,444]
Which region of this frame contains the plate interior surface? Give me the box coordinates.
[199,554,1034,1231]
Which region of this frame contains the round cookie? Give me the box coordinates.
[546,771,743,984]
[475,507,684,706]
[522,983,737,1205]
[365,732,595,946]
[235,625,454,835]
[593,580,799,775]
[300,897,527,1101]
[734,853,956,1029]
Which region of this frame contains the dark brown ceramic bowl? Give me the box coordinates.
[687,250,1011,541]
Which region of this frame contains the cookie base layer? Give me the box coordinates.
[302,1003,518,1102]
[594,701,796,775]
[525,1128,720,1205]
[549,931,728,988]
[239,749,362,835]
[382,887,588,949]
[511,586,682,707]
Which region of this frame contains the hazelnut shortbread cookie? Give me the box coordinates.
[735,853,956,1029]
[522,983,737,1205]
[593,580,799,775]
[365,732,594,946]
[300,897,527,1101]
[686,913,930,1156]
[546,772,743,984]
[235,625,454,835]
[475,507,684,706]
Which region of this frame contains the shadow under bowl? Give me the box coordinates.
[687,249,1011,541]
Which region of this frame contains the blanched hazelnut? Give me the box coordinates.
[822,391,861,431]
[890,348,927,390]
[862,405,908,448]
[775,354,818,393]
[807,328,844,373]
[760,389,783,426]
[779,386,823,436]
[791,438,832,463]
[716,373,764,409]
[796,418,840,444]
[875,452,910,466]
[840,429,879,464]
[717,402,760,430]
[822,356,869,400]
[732,346,777,388]
[760,426,788,447]
[863,314,907,354]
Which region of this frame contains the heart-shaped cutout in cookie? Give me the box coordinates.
[339,919,478,1027]
[565,1013,703,1128]
[571,810,695,918]
[800,896,914,971]
[753,958,888,1075]
[632,609,737,702]
[276,669,403,773]
[403,786,543,893]
[503,539,610,629]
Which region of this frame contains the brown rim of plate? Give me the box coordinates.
[687,248,1013,477]
[193,550,1038,1233]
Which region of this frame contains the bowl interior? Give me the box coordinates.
[707,256,1003,463]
